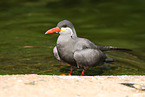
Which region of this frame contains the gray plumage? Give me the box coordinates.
[48,20,132,75]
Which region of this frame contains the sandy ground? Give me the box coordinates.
[0,75,145,97]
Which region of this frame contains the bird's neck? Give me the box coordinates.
[56,34,77,46]
[57,35,71,44]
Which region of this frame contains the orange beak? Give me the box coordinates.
[45,27,61,34]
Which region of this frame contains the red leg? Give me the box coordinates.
[81,70,85,76]
[68,69,73,76]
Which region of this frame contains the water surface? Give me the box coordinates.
[0,0,145,75]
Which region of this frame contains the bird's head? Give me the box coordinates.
[45,20,77,38]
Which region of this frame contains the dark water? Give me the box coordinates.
[0,0,145,75]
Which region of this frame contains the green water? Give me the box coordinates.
[0,0,145,75]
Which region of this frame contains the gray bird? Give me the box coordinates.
[45,20,131,76]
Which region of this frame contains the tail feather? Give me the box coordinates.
[97,46,132,52]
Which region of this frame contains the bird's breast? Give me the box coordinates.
[56,35,76,63]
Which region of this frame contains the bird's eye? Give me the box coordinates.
[62,25,67,27]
